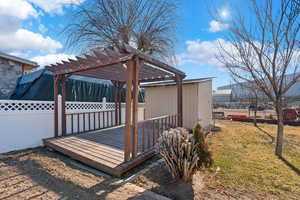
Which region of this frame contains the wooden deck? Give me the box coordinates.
[44,125,156,177]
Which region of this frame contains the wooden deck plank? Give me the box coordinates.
[44,140,122,176]
[50,140,121,167]
[72,133,147,153]
[62,136,125,154]
[53,139,124,163]
[44,125,157,177]
[77,134,127,149]
[60,137,124,157]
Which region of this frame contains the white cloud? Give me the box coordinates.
[178,38,300,82]
[32,53,75,67]
[38,24,48,33]
[0,15,21,34]
[209,20,229,32]
[0,0,38,19]
[0,0,63,53]
[28,0,86,14]
[177,38,234,67]
[8,50,31,58]
[0,29,62,51]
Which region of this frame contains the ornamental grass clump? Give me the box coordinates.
[193,124,213,168]
[156,127,199,181]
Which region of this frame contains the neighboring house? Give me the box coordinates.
[0,52,38,99]
[217,74,300,103]
[142,78,213,130]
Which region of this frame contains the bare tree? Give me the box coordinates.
[216,0,300,157]
[63,0,178,58]
[237,82,261,126]
[292,0,300,13]
[249,89,259,127]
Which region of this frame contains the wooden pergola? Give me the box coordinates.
[46,45,185,164]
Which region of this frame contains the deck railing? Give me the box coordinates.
[139,114,177,153]
[66,111,177,154]
[66,110,116,134]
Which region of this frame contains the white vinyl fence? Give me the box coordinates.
[0,98,145,153]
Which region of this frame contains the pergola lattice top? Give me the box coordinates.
[46,45,185,82]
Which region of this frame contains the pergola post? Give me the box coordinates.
[118,87,122,125]
[113,81,125,126]
[124,60,134,162]
[61,75,67,136]
[176,75,183,127]
[53,75,59,137]
[113,81,120,125]
[118,82,125,125]
[132,57,140,158]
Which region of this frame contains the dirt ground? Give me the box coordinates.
[134,163,260,200]
[0,148,161,200]
[0,147,261,200]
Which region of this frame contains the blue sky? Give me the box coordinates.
[0,0,250,89]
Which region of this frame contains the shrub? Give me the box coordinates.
[193,124,213,168]
[156,127,199,181]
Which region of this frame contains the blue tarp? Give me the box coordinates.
[10,69,144,102]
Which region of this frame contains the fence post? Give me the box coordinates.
[102,97,107,110]
[58,94,62,136]
[53,75,59,137]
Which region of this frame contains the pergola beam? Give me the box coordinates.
[75,70,126,81]
[139,76,174,83]
[46,49,179,83]
[123,44,185,77]
[47,54,133,75]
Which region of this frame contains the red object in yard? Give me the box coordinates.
[283,108,299,121]
[227,115,248,119]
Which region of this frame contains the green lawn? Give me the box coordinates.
[210,120,300,199]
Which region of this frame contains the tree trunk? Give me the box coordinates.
[253,96,258,127]
[254,109,257,127]
[275,102,284,157]
[248,107,250,118]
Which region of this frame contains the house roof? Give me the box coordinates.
[0,51,38,67]
[141,77,214,87]
[213,89,232,95]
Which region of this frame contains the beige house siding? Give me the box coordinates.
[145,86,177,118]
[144,81,212,129]
[197,80,213,128]
[182,83,199,128]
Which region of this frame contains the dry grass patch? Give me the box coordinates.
[135,121,300,199]
[210,120,300,199]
